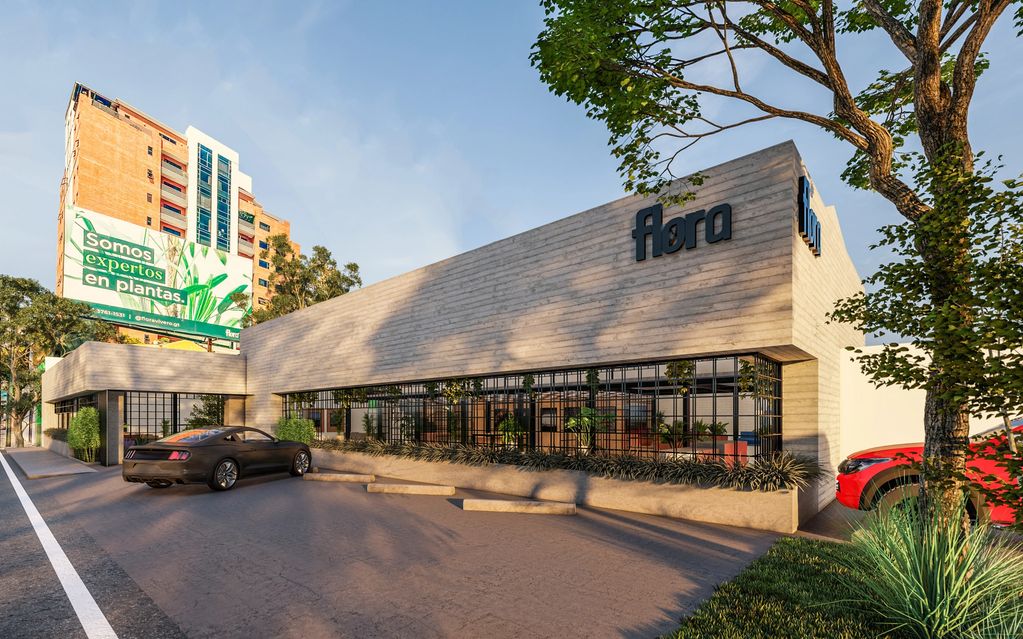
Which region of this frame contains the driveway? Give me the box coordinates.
[3,457,778,638]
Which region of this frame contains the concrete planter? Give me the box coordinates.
[42,434,72,459]
[311,449,805,533]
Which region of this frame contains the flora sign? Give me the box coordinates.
[632,202,732,261]
[61,205,251,341]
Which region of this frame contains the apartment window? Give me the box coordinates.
[258,297,268,305]
[258,259,270,269]
[146,216,152,226]
[197,144,213,246]
[258,278,269,288]
[161,225,182,237]
[147,146,153,156]
[163,158,182,171]
[147,169,154,181]
[159,133,176,145]
[147,193,152,203]
[216,154,232,251]
[259,222,271,232]
[162,203,183,216]
[162,181,182,193]
[258,240,268,250]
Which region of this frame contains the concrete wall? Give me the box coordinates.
[43,341,247,402]
[840,345,1001,457]
[243,142,824,428]
[787,167,866,508]
[313,449,804,533]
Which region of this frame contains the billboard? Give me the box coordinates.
[61,205,252,341]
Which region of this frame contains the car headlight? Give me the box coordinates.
[837,457,892,474]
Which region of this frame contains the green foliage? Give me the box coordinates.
[246,234,361,324]
[831,156,1023,418]
[160,419,171,438]
[565,407,614,450]
[44,427,67,442]
[186,394,225,427]
[361,412,374,436]
[67,407,100,462]
[657,419,687,448]
[664,360,693,390]
[1,275,114,446]
[839,500,1023,639]
[496,413,527,445]
[311,438,821,492]
[276,416,316,444]
[667,538,901,639]
[694,419,729,439]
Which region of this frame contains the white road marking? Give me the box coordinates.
[0,452,118,639]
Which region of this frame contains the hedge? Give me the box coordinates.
[67,407,100,462]
[276,416,316,444]
[310,439,821,492]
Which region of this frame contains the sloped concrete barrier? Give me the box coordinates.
[366,483,456,496]
[312,449,806,533]
[462,499,576,515]
[303,473,376,483]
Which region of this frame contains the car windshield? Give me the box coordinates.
[156,428,228,444]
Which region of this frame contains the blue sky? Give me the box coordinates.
[1,1,1021,289]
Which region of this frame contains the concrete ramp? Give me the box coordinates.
[366,483,455,496]
[3,449,96,479]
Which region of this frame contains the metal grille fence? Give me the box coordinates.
[282,355,782,463]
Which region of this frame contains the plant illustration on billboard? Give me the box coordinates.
[61,205,251,341]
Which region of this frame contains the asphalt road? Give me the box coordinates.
[2,457,778,638]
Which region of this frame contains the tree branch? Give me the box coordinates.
[862,0,918,60]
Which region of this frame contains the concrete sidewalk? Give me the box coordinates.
[2,448,97,479]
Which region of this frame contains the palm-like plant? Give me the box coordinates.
[496,414,527,447]
[566,407,613,453]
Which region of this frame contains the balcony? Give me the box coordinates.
[161,143,187,165]
[161,183,187,208]
[237,236,255,257]
[161,161,187,185]
[160,207,188,230]
[238,215,255,235]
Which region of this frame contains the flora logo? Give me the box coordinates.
[632,203,732,262]
[798,176,822,256]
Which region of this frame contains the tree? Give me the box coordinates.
[0,275,115,446]
[186,394,226,427]
[236,234,362,325]
[532,0,1023,518]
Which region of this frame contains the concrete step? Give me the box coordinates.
[366,483,456,496]
[462,498,577,515]
[304,473,376,483]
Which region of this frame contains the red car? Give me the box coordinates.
[836,422,1022,527]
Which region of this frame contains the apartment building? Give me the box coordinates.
[56,83,297,344]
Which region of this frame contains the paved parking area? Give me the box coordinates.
[3,457,778,638]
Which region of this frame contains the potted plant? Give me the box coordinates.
[692,419,729,457]
[658,419,687,452]
[496,414,527,448]
[566,407,613,454]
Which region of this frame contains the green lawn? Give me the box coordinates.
[665,537,903,639]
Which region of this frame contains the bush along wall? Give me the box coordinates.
[276,417,316,445]
[67,407,100,463]
[311,439,821,492]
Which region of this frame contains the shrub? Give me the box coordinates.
[840,500,1023,639]
[667,538,897,638]
[44,427,67,442]
[67,407,100,462]
[309,439,820,492]
[276,416,316,444]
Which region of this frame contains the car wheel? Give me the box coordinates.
[146,480,172,489]
[874,483,920,514]
[875,483,981,524]
[209,458,239,491]
[290,450,311,477]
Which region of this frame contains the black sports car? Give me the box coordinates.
[122,427,311,491]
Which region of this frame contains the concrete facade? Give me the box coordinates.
[42,141,867,514]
